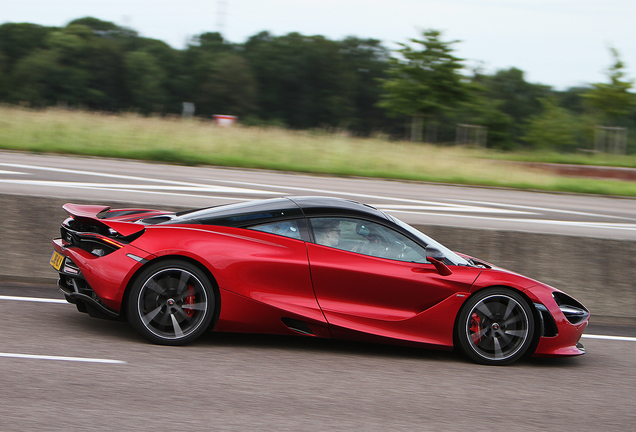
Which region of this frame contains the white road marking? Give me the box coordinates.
[582,334,636,342]
[383,209,636,231]
[0,295,67,304]
[0,169,28,175]
[375,204,533,215]
[0,163,277,195]
[56,187,250,201]
[0,352,126,364]
[0,179,277,195]
[0,181,250,201]
[448,198,636,221]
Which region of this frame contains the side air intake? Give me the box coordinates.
[281,317,314,335]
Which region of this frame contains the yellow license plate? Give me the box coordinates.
[50,251,65,271]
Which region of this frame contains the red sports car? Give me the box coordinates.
[50,196,589,365]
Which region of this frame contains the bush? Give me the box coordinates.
[523,97,586,151]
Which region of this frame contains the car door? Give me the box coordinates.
[192,218,329,336]
[306,217,481,344]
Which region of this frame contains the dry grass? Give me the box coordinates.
[2,105,636,196]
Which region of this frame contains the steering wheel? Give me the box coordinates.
[387,240,407,259]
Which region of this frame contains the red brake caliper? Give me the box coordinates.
[470,312,482,344]
[184,286,196,318]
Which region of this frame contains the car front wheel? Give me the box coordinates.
[457,288,535,365]
[127,260,215,345]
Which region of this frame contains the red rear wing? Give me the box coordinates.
[63,203,111,219]
[61,203,157,237]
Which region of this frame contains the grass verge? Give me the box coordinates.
[1,106,636,197]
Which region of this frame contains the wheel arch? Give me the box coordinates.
[453,285,542,358]
[121,254,222,331]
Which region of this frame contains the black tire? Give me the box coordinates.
[457,288,535,365]
[127,260,215,345]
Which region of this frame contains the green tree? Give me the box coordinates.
[0,50,7,99]
[9,23,118,107]
[183,32,257,117]
[120,36,185,112]
[65,18,141,110]
[192,32,234,53]
[8,24,95,106]
[8,49,61,105]
[123,51,168,112]
[243,31,357,128]
[474,68,551,122]
[583,48,634,124]
[555,86,588,115]
[0,22,54,102]
[378,30,472,141]
[462,98,515,149]
[190,51,257,117]
[524,97,583,151]
[338,37,391,134]
[68,17,136,36]
[0,23,52,74]
[26,24,94,106]
[472,67,551,142]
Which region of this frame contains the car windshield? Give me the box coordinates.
[388,215,472,266]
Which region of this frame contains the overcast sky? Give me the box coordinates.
[4,0,635,90]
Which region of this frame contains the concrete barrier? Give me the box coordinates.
[1,194,634,324]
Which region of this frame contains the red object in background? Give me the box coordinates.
[213,114,237,126]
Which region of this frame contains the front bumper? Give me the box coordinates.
[524,285,589,357]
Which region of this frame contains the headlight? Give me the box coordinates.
[553,292,589,325]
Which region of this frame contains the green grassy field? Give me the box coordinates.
[2,105,636,196]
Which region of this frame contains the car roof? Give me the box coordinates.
[288,196,389,220]
[165,196,389,227]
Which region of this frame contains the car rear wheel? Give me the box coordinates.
[127,260,215,345]
[457,288,534,365]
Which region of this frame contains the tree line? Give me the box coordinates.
[0,17,634,151]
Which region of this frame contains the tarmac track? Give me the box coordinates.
[1,281,635,432]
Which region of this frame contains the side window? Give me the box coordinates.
[309,218,428,263]
[250,220,302,240]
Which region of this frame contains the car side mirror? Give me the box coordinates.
[426,247,453,276]
[426,247,445,261]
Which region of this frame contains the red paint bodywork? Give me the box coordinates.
[52,204,588,358]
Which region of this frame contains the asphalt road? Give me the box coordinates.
[2,150,636,240]
[1,281,635,431]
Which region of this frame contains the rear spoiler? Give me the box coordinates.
[63,203,111,219]
[62,203,146,237]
